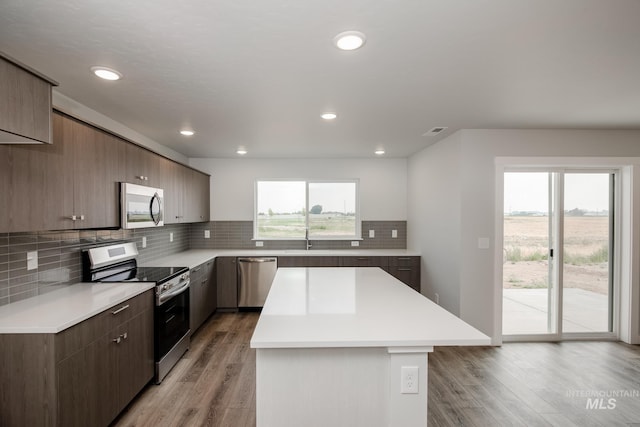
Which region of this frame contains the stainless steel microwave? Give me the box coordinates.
[121,183,164,229]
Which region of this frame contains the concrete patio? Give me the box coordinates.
[503,288,609,335]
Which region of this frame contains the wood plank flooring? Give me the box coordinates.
[113,311,640,427]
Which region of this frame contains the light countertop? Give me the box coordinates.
[142,249,420,270]
[251,267,491,349]
[0,282,155,334]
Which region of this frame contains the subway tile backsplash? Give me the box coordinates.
[189,220,407,251]
[0,224,190,306]
[0,220,405,307]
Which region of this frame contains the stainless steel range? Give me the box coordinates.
[83,242,190,384]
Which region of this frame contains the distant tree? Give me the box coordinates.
[310,204,323,214]
[566,208,586,216]
[268,208,274,217]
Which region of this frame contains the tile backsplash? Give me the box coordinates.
[190,220,407,250]
[0,224,190,306]
[1,220,406,307]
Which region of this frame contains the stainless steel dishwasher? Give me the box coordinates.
[237,257,278,308]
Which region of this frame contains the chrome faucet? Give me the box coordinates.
[305,228,312,250]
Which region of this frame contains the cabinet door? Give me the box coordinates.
[3,113,72,232]
[184,168,210,223]
[163,159,186,224]
[203,259,217,321]
[125,143,161,187]
[116,307,154,410]
[216,257,238,309]
[0,56,52,143]
[189,263,205,331]
[58,334,115,427]
[69,116,125,228]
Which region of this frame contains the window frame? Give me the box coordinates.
[254,179,361,240]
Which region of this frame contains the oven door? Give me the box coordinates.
[155,285,190,361]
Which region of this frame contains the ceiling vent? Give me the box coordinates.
[423,127,448,136]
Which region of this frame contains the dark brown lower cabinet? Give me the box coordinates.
[190,259,217,333]
[0,290,154,427]
[388,256,421,292]
[277,256,340,267]
[216,257,238,309]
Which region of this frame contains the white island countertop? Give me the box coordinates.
[251,267,490,349]
[0,282,155,334]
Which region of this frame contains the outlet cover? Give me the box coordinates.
[27,251,38,271]
[392,230,398,238]
[204,230,211,239]
[369,230,375,238]
[255,241,264,247]
[351,241,360,247]
[142,236,147,248]
[169,232,174,242]
[401,366,419,394]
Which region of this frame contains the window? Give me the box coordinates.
[255,180,360,240]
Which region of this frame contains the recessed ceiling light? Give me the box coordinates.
[375,149,385,155]
[91,66,122,81]
[321,112,337,120]
[333,31,366,51]
[179,130,195,136]
[237,147,247,155]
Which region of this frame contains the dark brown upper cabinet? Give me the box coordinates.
[0,52,58,144]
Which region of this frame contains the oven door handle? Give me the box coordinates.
[158,280,190,305]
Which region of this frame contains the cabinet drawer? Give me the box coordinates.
[55,290,153,361]
[339,256,389,268]
[389,256,419,267]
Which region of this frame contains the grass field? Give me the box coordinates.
[503,215,609,294]
[256,213,356,238]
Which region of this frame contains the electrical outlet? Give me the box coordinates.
[255,241,264,247]
[169,232,174,242]
[27,251,38,271]
[351,241,360,247]
[369,230,375,238]
[392,229,398,238]
[204,230,210,239]
[435,293,440,305]
[401,366,419,394]
[142,236,147,248]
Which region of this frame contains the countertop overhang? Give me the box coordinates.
[250,267,491,349]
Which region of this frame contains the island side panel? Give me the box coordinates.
[256,347,390,427]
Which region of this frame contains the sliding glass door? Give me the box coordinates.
[502,170,615,339]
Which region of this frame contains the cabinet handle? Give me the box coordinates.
[202,279,208,284]
[397,268,412,271]
[192,267,201,272]
[397,257,411,260]
[111,304,129,315]
[356,258,369,261]
[111,333,128,344]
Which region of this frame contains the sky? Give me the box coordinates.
[256,181,356,214]
[504,172,610,213]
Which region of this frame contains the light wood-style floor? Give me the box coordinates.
[114,312,640,427]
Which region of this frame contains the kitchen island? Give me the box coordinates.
[250,267,490,427]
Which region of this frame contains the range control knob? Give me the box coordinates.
[162,284,169,291]
[181,274,188,281]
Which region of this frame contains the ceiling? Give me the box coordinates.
[1,0,640,159]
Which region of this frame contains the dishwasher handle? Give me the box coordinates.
[238,257,277,263]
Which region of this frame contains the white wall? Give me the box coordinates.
[408,129,640,342]
[188,158,407,221]
[407,132,462,315]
